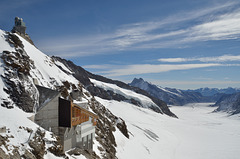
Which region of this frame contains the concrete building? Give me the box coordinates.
[12,17,26,35]
[34,85,98,151]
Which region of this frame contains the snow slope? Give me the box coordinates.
[90,78,161,111]
[16,34,78,88]
[96,97,240,159]
[0,105,57,158]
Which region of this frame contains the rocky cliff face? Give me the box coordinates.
[130,78,204,106]
[214,93,240,115]
[1,33,38,112]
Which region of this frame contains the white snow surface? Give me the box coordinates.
[96,97,240,159]
[90,78,160,110]
[0,105,56,156]
[15,33,78,88]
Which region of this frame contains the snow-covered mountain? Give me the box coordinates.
[214,92,240,115]
[0,29,177,158]
[52,56,176,117]
[187,87,240,96]
[130,78,204,106]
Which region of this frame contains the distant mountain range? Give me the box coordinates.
[186,87,240,96]
[130,78,204,106]
[130,78,240,108]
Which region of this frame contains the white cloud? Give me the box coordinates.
[83,64,115,69]
[158,55,240,63]
[38,1,240,57]
[158,58,190,63]
[98,63,221,77]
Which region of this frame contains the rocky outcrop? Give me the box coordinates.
[0,127,41,159]
[89,97,130,158]
[68,148,100,159]
[214,92,240,115]
[1,32,38,112]
[29,129,46,159]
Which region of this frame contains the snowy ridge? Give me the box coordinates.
[156,85,182,97]
[130,78,203,106]
[90,78,161,111]
[16,34,78,88]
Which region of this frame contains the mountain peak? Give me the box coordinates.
[130,77,145,85]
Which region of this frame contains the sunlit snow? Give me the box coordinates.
[90,78,160,110]
[96,97,240,159]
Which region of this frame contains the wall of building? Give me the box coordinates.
[35,95,60,133]
[62,120,95,151]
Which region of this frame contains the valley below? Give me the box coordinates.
[96,100,240,159]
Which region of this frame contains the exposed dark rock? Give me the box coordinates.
[67,148,100,159]
[0,147,10,159]
[90,98,117,158]
[2,71,36,112]
[29,129,46,159]
[47,135,65,157]
[0,135,7,147]
[0,135,21,159]
[7,33,24,48]
[22,149,36,159]
[1,33,38,112]
[9,148,21,159]
[52,56,91,86]
[116,118,129,138]
[214,92,240,115]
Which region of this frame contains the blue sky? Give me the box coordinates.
[1,0,240,89]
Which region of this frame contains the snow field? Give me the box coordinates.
[96,97,240,159]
